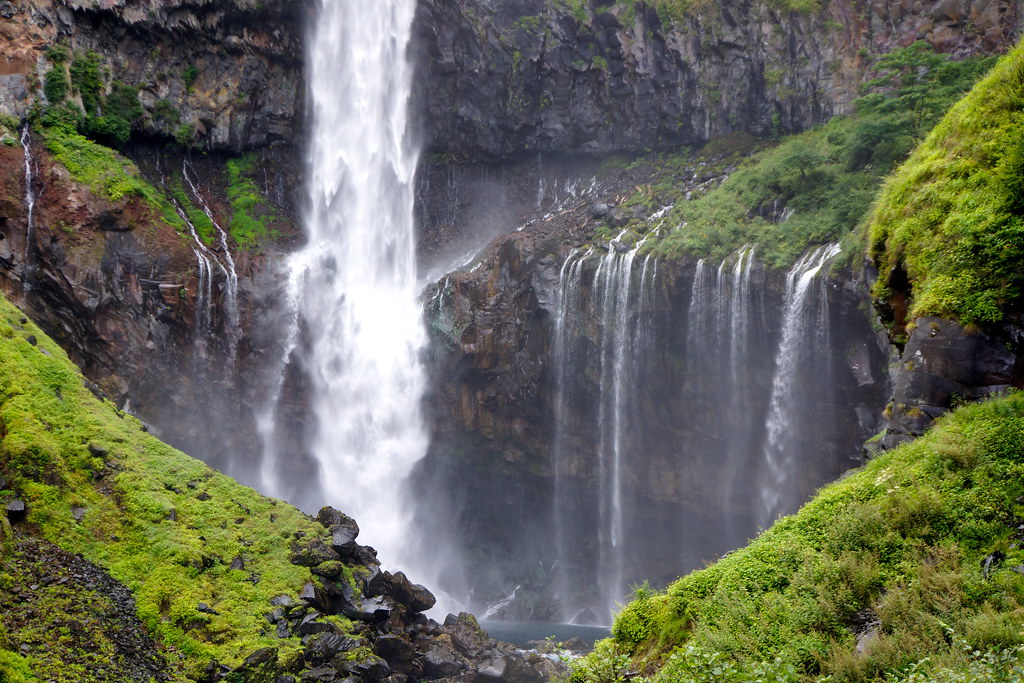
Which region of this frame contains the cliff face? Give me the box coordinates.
[412,0,1020,160]
[0,0,308,151]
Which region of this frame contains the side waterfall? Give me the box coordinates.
[20,126,36,289]
[551,243,849,624]
[258,0,429,579]
[183,161,240,370]
[761,244,842,523]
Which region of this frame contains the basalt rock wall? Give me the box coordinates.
[412,0,1021,161]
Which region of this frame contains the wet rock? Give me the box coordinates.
[87,443,108,458]
[364,567,388,597]
[312,560,345,579]
[420,638,468,678]
[271,594,294,607]
[410,583,436,613]
[230,647,279,681]
[299,582,332,613]
[298,666,338,683]
[297,612,333,636]
[478,652,545,682]
[443,612,491,659]
[291,539,341,567]
[230,554,245,570]
[336,652,391,680]
[5,498,25,522]
[0,475,7,490]
[373,634,416,665]
[304,632,357,665]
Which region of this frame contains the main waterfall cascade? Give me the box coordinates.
[547,241,878,624]
[256,0,434,586]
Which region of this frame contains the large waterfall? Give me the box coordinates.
[258,0,428,576]
[550,242,859,624]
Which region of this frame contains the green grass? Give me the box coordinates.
[570,392,1024,682]
[0,296,353,680]
[601,44,995,271]
[37,124,184,231]
[868,41,1024,328]
[226,154,282,250]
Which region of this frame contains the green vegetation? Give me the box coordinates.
[606,43,995,270]
[571,391,1024,682]
[38,47,144,149]
[43,67,69,104]
[37,123,183,230]
[0,295,352,679]
[69,51,103,116]
[183,64,199,92]
[226,154,282,250]
[869,41,1024,328]
[603,0,823,27]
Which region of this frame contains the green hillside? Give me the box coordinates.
[0,295,336,681]
[870,40,1024,328]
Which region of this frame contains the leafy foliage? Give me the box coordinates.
[869,41,1024,327]
[571,392,1024,682]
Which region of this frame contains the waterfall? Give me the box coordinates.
[20,126,36,289]
[258,0,427,576]
[182,160,240,369]
[760,243,842,523]
[552,237,657,624]
[171,199,217,351]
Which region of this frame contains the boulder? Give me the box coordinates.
[299,582,332,613]
[303,632,358,665]
[443,613,490,658]
[229,647,279,683]
[5,499,25,522]
[291,539,341,567]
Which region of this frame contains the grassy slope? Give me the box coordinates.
[869,41,1024,328]
[572,393,1024,682]
[0,295,335,681]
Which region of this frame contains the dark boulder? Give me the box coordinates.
[299,582,332,613]
[291,539,341,567]
[409,583,436,613]
[229,647,280,683]
[304,632,358,665]
[5,498,25,522]
[443,613,491,658]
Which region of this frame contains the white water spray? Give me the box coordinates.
[263,0,428,576]
[761,243,841,522]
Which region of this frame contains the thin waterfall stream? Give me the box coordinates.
[20,126,36,290]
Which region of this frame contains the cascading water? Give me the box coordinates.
[20,126,36,289]
[760,243,842,523]
[183,161,240,369]
[258,0,429,579]
[552,236,659,624]
[545,240,871,624]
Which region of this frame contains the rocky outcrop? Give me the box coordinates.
[215,506,561,683]
[880,315,1024,447]
[412,0,1020,160]
[0,0,309,151]
[414,161,891,618]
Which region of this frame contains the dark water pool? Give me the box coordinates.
[480,621,611,651]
